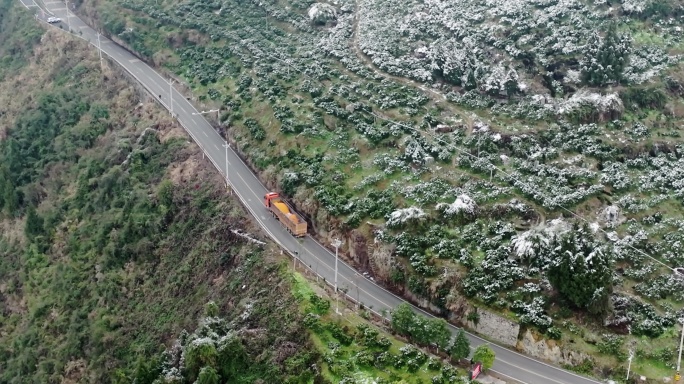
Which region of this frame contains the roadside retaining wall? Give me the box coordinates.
[466,309,520,347]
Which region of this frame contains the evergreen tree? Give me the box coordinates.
[196,366,220,384]
[472,344,495,370]
[391,303,416,337]
[581,24,631,86]
[450,329,470,361]
[426,318,451,349]
[464,70,478,91]
[410,315,430,345]
[2,178,18,215]
[24,205,44,241]
[185,341,218,382]
[546,223,614,317]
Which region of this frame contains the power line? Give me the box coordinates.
[366,110,674,271]
[210,19,675,272]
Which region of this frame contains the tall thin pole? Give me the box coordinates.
[332,238,342,315]
[626,350,633,381]
[65,0,70,32]
[335,245,339,314]
[355,273,359,309]
[677,320,684,373]
[169,79,173,117]
[97,32,103,69]
[224,141,230,192]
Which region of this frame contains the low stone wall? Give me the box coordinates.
[466,309,520,347]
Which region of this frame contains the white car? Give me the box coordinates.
[47,17,61,23]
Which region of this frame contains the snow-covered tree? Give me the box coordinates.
[580,25,632,86]
[510,219,571,270]
[386,206,427,228]
[436,194,477,217]
[547,223,614,317]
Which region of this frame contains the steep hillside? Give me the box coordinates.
[0,3,315,382]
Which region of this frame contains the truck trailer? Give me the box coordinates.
[264,192,307,237]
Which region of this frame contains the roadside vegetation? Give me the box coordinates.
[0,5,316,382]
[295,273,497,384]
[66,0,684,380]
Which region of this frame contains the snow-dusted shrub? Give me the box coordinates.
[308,2,337,24]
[510,218,570,267]
[597,334,625,357]
[463,248,525,303]
[436,194,477,217]
[557,90,624,121]
[409,252,438,276]
[397,178,458,204]
[512,297,553,329]
[634,275,682,300]
[608,294,676,337]
[386,206,427,228]
[599,161,632,190]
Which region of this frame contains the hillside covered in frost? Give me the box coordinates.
[79,0,684,379]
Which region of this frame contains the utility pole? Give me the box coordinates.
[332,238,342,315]
[65,0,71,32]
[677,318,684,383]
[169,78,174,117]
[191,108,227,190]
[626,349,633,381]
[97,32,103,69]
[354,273,360,310]
[223,140,231,193]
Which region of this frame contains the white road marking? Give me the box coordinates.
[129,59,140,63]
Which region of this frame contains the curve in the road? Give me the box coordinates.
[23,3,606,384]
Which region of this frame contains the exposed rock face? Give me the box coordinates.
[465,309,520,347]
[369,242,394,282]
[403,289,442,314]
[516,329,591,366]
[347,229,370,272]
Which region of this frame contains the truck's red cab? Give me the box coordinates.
[264,192,279,207]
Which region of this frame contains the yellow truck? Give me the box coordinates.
[264,192,307,237]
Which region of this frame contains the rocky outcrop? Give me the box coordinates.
[369,242,394,282]
[516,329,591,366]
[347,229,370,272]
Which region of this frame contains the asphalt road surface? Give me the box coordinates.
[21,3,609,383]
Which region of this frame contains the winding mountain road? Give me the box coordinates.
[18,2,608,383]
